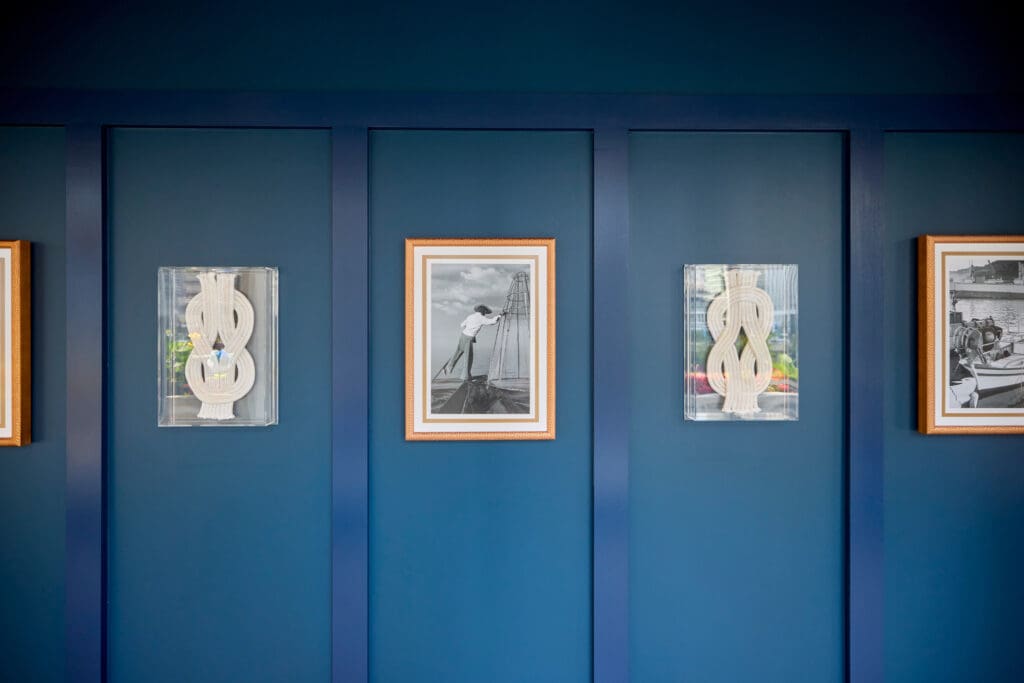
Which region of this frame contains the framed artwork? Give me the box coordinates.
[157,266,279,427]
[405,238,555,441]
[684,264,799,421]
[0,241,30,447]
[919,235,1024,434]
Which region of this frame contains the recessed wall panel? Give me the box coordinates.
[629,132,845,683]
[369,130,593,683]
[0,126,66,683]
[106,128,331,683]
[884,133,1024,683]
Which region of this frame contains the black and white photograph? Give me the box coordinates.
[406,238,555,441]
[919,235,1024,434]
[430,263,531,414]
[944,255,1024,409]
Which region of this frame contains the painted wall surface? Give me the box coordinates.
[0,127,66,683]
[884,133,1024,683]
[628,132,846,682]
[369,131,593,683]
[2,113,1022,683]
[106,128,331,683]
[0,2,1020,94]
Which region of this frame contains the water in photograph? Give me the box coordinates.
[957,298,1024,335]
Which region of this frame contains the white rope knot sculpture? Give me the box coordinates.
[184,272,256,420]
[705,269,774,414]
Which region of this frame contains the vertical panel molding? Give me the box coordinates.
[331,127,369,683]
[593,128,630,683]
[65,124,105,683]
[848,129,885,683]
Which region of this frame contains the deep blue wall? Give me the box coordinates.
[105,128,332,683]
[368,131,593,683]
[2,3,1023,682]
[0,2,1020,94]
[884,133,1024,683]
[0,127,66,683]
[629,132,846,682]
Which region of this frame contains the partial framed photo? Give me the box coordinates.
[685,264,799,421]
[405,238,555,441]
[919,235,1024,434]
[0,240,30,446]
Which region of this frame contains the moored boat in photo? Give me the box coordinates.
[948,309,1024,408]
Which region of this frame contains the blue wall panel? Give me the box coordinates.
[368,130,593,683]
[628,132,846,682]
[884,133,1024,683]
[0,126,66,683]
[106,128,331,683]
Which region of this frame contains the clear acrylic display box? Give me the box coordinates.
[685,264,798,421]
[158,266,278,426]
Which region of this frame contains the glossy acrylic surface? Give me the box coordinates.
[685,263,799,421]
[157,266,278,427]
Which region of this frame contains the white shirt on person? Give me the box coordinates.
[461,311,500,337]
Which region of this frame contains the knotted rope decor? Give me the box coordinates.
[705,269,774,414]
[184,272,256,420]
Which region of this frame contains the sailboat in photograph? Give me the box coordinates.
[433,271,531,414]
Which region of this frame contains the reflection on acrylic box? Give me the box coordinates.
[685,264,799,421]
[158,266,278,427]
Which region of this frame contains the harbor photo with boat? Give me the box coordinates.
[919,235,1024,434]
[946,256,1024,410]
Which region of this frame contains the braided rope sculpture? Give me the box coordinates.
[705,269,774,414]
[184,272,256,420]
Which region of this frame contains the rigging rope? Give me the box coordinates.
[488,271,531,385]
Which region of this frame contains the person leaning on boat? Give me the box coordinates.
[440,305,503,380]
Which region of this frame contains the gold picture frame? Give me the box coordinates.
[0,240,30,446]
[405,238,555,441]
[919,234,1024,434]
